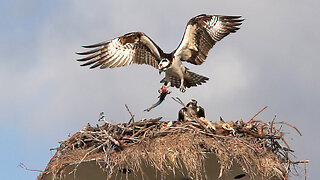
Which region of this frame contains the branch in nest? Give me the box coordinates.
[250,119,291,150]
[98,112,105,122]
[273,121,302,136]
[171,97,185,107]
[18,162,43,173]
[105,134,120,147]
[290,160,310,180]
[125,104,135,124]
[290,160,310,164]
[248,106,268,122]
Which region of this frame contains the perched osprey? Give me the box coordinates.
[77,14,243,92]
[178,99,205,122]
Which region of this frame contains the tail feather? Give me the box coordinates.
[160,70,209,89]
[185,70,209,88]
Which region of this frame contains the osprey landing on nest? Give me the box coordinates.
[77,14,244,92]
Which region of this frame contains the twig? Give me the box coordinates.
[171,97,185,107]
[18,162,43,173]
[304,160,308,180]
[105,134,120,147]
[289,160,310,180]
[176,97,185,106]
[121,137,140,142]
[98,112,105,121]
[219,116,225,122]
[251,119,291,150]
[131,124,156,138]
[125,104,135,124]
[290,160,310,164]
[248,106,268,123]
[273,121,302,136]
[270,114,277,135]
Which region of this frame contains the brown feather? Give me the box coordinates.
[176,14,244,65]
[160,70,209,89]
[77,32,164,69]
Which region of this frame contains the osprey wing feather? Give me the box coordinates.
[77,32,164,69]
[174,14,244,65]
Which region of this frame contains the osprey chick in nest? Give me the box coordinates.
[178,99,205,122]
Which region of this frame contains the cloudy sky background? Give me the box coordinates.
[0,0,319,179]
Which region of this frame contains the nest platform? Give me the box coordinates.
[38,108,304,180]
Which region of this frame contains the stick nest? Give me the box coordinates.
[39,110,302,180]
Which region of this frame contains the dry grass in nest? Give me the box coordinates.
[38,106,305,180]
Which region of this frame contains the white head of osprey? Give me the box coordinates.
[159,58,171,72]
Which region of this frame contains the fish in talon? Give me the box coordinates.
[144,86,171,112]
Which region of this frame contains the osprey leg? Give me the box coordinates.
[179,78,186,93]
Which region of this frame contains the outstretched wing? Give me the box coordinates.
[174,14,244,65]
[77,32,164,69]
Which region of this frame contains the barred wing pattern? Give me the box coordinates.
[160,69,209,88]
[175,14,244,65]
[77,32,164,69]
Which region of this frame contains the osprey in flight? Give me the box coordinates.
[77,14,243,92]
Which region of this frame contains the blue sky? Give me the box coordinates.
[0,0,319,179]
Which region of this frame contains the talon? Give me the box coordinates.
[179,86,186,93]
